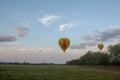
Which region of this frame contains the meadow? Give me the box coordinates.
[0,64,120,80]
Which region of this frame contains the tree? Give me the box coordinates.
[80,51,95,65]
[66,59,81,65]
[100,53,109,66]
[66,51,110,66]
[107,43,120,65]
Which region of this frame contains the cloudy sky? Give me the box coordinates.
[0,0,120,64]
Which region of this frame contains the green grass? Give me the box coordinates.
[0,64,120,80]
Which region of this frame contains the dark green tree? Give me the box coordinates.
[80,51,95,65]
[66,51,110,66]
[107,43,120,65]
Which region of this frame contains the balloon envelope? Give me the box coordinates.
[58,38,70,52]
[98,43,104,50]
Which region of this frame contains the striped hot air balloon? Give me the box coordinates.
[58,38,70,52]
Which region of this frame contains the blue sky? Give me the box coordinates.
[0,0,120,63]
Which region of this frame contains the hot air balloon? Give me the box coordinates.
[58,38,70,52]
[98,43,104,51]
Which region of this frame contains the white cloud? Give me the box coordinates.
[38,15,61,26]
[97,28,120,41]
[0,47,84,64]
[24,21,30,27]
[81,35,94,41]
[82,27,120,42]
[59,23,76,31]
[70,41,97,49]
[0,34,16,42]
[111,39,120,44]
[15,26,29,37]
[70,27,120,50]
[18,47,57,53]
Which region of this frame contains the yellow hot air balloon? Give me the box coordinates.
[58,38,70,52]
[98,43,104,51]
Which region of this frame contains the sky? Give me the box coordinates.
[0,0,120,64]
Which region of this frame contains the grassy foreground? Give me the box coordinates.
[0,64,120,80]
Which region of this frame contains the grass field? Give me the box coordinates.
[0,64,120,80]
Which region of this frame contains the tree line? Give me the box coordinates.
[66,43,120,66]
[0,62,55,65]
